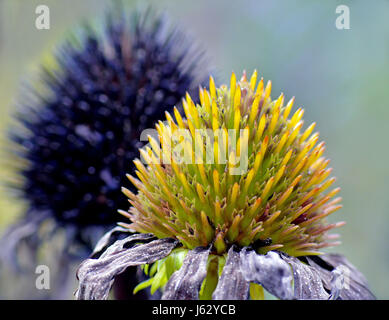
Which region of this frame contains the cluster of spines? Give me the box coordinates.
[121,70,344,257]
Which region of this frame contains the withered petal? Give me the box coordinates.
[212,246,250,300]
[0,210,49,271]
[240,249,294,300]
[75,235,178,300]
[305,254,376,300]
[162,246,210,300]
[90,226,136,259]
[280,253,330,299]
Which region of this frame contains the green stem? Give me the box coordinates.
[199,256,219,300]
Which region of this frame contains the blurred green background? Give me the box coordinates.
[0,0,388,299]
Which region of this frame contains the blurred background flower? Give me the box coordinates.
[0,1,210,299]
[0,0,388,299]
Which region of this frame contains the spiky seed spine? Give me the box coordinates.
[123,71,344,257]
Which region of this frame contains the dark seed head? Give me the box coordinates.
[10,9,210,248]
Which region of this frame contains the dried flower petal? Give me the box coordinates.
[90,226,134,258]
[305,254,376,300]
[280,254,330,299]
[0,210,49,270]
[162,246,210,300]
[212,246,249,300]
[76,235,178,299]
[240,249,293,300]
